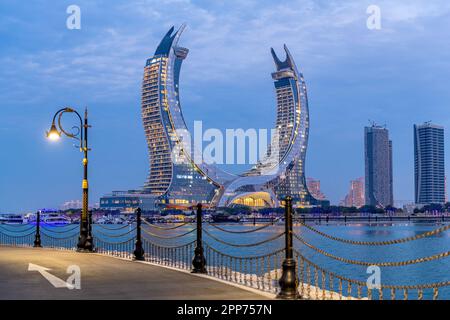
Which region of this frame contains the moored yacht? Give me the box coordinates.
[0,214,24,225]
[42,213,71,225]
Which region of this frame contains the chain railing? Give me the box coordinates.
[294,232,450,267]
[93,224,136,259]
[207,222,274,234]
[292,217,450,300]
[2,202,450,300]
[203,228,285,248]
[143,239,196,270]
[141,214,196,269]
[204,242,284,293]
[142,219,191,230]
[295,249,447,300]
[0,225,36,248]
[40,225,79,250]
[142,227,197,239]
[296,220,450,246]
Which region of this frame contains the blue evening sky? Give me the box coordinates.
[1,0,450,212]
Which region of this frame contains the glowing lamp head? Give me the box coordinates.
[46,123,61,141]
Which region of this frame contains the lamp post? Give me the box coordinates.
[277,196,300,299]
[46,107,93,252]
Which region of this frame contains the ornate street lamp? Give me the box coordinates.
[46,107,93,252]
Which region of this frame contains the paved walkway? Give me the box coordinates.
[0,247,268,300]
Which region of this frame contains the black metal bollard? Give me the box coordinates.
[192,203,207,273]
[133,207,145,261]
[277,197,300,299]
[33,211,42,248]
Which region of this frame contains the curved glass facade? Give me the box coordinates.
[218,45,318,207]
[142,25,223,207]
[140,25,321,208]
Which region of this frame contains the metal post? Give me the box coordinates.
[77,109,93,252]
[192,203,206,273]
[277,196,300,299]
[33,211,42,248]
[134,207,145,260]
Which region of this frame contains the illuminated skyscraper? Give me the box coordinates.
[414,122,445,204]
[218,44,323,207]
[364,125,393,207]
[141,25,228,207]
[101,25,326,209]
[269,48,318,206]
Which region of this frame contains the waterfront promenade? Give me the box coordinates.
[2,203,450,300]
[0,247,267,300]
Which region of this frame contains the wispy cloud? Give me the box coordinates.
[2,0,450,208]
[2,0,450,105]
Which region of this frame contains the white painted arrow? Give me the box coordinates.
[28,263,74,289]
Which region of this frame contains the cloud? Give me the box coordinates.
[2,0,450,208]
[2,0,450,104]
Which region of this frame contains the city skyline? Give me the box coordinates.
[3,1,450,212]
[3,1,450,306]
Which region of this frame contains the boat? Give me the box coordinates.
[42,213,71,225]
[210,212,241,223]
[0,214,24,225]
[241,215,279,223]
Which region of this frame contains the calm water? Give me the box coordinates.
[149,221,450,299]
[2,221,450,298]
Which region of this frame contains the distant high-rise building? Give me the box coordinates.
[414,122,445,204]
[364,125,393,207]
[306,178,326,200]
[342,177,365,207]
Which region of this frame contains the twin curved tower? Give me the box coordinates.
[141,24,321,208]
